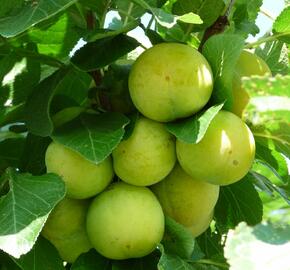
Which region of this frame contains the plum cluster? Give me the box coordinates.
[42,43,270,262]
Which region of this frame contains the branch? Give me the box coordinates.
[198,0,235,51]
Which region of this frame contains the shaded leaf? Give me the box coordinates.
[202,34,244,110]
[162,216,195,259]
[12,236,64,270]
[52,112,129,164]
[0,138,25,174]
[71,34,139,72]
[0,168,65,258]
[166,103,224,144]
[71,249,111,270]
[214,176,263,233]
[0,0,77,37]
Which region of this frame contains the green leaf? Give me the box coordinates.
[71,249,111,270]
[214,176,263,233]
[0,138,25,174]
[24,68,69,137]
[23,14,82,59]
[232,0,263,36]
[12,236,64,270]
[273,6,290,43]
[165,103,224,144]
[0,168,65,258]
[19,134,51,175]
[255,40,289,75]
[196,229,224,261]
[250,171,290,205]
[224,222,290,270]
[71,34,140,72]
[52,112,129,164]
[158,245,193,270]
[202,34,244,110]
[177,12,203,24]
[172,0,225,31]
[162,216,195,259]
[0,0,77,38]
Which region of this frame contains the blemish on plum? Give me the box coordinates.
[233,160,239,166]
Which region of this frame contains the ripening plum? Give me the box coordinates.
[129,43,213,122]
[112,116,176,186]
[42,198,92,263]
[45,142,114,199]
[177,110,255,186]
[151,164,219,237]
[86,182,164,259]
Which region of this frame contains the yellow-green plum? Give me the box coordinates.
[129,43,213,122]
[42,198,92,263]
[112,116,176,186]
[231,50,272,117]
[45,142,114,199]
[177,110,255,186]
[151,164,219,237]
[86,182,164,260]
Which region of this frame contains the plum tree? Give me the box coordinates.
[129,43,213,122]
[177,110,255,186]
[41,198,92,263]
[151,164,219,237]
[231,50,272,117]
[86,182,164,260]
[45,142,114,199]
[112,116,176,186]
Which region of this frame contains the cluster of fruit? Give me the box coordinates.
[42,43,271,262]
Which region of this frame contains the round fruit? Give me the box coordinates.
[129,43,213,122]
[112,116,176,186]
[231,50,272,117]
[42,198,92,263]
[45,142,114,199]
[176,110,255,186]
[86,182,165,260]
[151,164,219,237]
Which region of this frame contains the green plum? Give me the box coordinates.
[112,116,176,186]
[86,182,164,260]
[151,164,219,237]
[129,43,213,122]
[231,50,272,117]
[45,142,114,199]
[177,110,255,186]
[42,198,92,263]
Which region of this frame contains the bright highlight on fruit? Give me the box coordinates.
[86,182,165,260]
[42,198,92,263]
[112,116,176,186]
[45,142,114,199]
[177,110,256,186]
[151,164,219,237]
[129,43,213,122]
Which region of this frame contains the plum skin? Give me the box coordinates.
[112,116,176,186]
[129,43,213,122]
[177,110,256,186]
[45,142,114,199]
[41,198,92,263]
[151,164,219,237]
[86,182,165,260]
